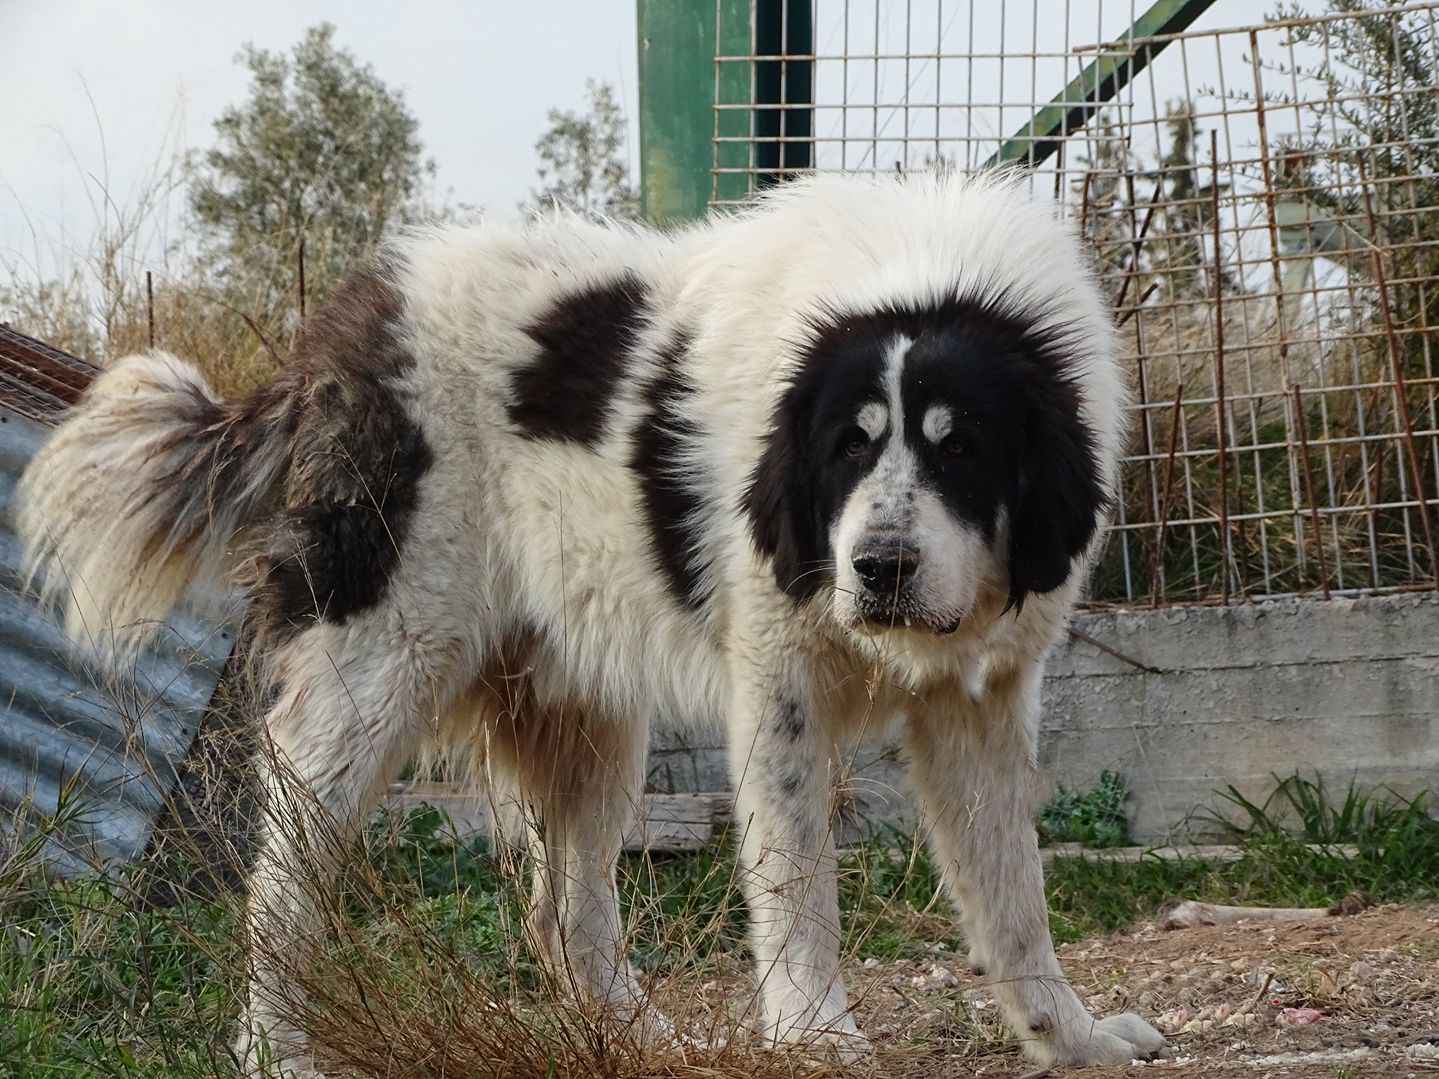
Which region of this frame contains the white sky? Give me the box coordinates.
[1,0,1272,290]
[0,0,639,284]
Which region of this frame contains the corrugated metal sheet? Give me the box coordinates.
[0,323,99,421]
[0,330,234,876]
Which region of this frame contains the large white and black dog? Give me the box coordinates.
[20,171,1165,1072]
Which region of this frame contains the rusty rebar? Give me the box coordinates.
[1066,626,1162,675]
[146,271,155,350]
[1211,130,1232,605]
[1250,28,1289,350]
[1292,384,1331,600]
[1117,176,1162,563]
[1112,177,1162,313]
[1116,282,1159,327]
[1150,386,1184,608]
[1358,152,1439,584]
[298,237,307,320]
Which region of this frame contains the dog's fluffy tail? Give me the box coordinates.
[18,350,293,661]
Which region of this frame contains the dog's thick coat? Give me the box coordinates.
[20,171,1164,1071]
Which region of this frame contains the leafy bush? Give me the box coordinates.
[1038,770,1132,849]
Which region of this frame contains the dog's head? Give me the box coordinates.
[743,296,1108,636]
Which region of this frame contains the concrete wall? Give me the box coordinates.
[648,593,1439,845]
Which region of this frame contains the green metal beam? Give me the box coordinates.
[987,0,1218,171]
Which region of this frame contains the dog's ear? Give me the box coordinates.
[1007,377,1107,611]
[743,408,825,601]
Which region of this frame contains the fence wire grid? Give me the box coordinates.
[711,1,1439,607]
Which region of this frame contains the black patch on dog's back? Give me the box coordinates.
[629,333,711,610]
[250,267,435,642]
[509,274,648,446]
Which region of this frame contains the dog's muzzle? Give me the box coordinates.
[848,538,964,633]
[852,542,921,597]
[850,537,928,628]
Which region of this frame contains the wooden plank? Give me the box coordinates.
[1041,842,1360,866]
[381,784,732,854]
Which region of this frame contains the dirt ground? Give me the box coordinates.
[654,905,1439,1078]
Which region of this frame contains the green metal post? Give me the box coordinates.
[638,0,752,223]
[711,0,755,208]
[637,0,715,223]
[638,0,812,221]
[987,0,1218,171]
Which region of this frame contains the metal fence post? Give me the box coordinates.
[639,0,811,221]
[638,0,746,222]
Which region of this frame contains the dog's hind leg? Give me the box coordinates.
[502,704,664,1040]
[234,623,471,1077]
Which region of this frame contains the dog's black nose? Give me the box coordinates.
[852,547,921,594]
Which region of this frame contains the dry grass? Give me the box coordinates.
[0,140,374,399]
[7,717,1439,1078]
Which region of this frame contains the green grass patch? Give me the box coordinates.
[1039,769,1132,848]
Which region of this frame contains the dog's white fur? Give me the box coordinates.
[19,171,1163,1073]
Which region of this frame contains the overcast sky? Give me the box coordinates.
[0,0,639,284]
[2,0,1266,289]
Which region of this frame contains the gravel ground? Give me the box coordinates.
[648,904,1439,1078]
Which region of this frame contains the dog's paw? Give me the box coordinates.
[821,1026,874,1063]
[765,1022,873,1064]
[617,1005,718,1055]
[234,1017,325,1079]
[235,1047,326,1079]
[1041,1011,1167,1066]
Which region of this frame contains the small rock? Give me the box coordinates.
[1156,1008,1189,1034]
[907,963,959,991]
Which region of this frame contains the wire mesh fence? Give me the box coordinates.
[711,1,1439,607]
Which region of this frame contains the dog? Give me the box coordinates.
[20,169,1165,1073]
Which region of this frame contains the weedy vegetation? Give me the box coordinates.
[4,769,1437,1076]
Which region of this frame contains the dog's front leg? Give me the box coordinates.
[727,656,865,1056]
[906,661,1165,1067]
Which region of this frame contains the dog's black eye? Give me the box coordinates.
[842,431,870,458]
[940,435,966,458]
